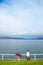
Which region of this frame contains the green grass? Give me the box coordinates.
[0,60,43,65]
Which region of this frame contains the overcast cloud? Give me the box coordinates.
[0,0,43,35]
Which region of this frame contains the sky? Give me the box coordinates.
[0,0,43,35]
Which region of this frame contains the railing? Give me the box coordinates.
[0,54,43,60]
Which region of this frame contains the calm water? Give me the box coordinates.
[0,39,43,54]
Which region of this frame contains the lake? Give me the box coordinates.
[0,39,43,54]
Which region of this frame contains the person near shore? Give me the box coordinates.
[26,50,30,61]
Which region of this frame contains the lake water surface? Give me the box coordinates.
[0,39,43,54]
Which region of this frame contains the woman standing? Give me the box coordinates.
[26,50,30,61]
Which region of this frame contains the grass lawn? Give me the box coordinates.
[0,60,43,65]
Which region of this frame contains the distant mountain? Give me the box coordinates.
[0,37,24,39]
[0,34,43,40]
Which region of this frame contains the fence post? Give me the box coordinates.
[2,54,4,61]
[34,54,36,60]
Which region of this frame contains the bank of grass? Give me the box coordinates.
[0,60,43,65]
